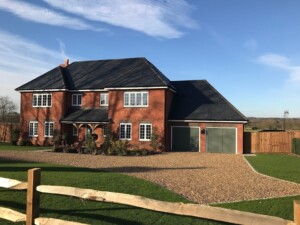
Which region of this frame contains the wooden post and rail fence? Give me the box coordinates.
[0,168,299,225]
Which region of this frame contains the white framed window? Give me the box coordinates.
[29,121,38,137]
[72,94,82,106]
[119,123,132,140]
[73,126,78,136]
[139,123,152,141]
[32,94,52,107]
[124,92,148,107]
[100,93,108,106]
[44,122,54,137]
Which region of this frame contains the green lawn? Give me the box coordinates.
[0,142,51,151]
[0,160,226,225]
[245,153,300,183]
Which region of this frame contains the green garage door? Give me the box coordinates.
[172,127,199,152]
[206,128,236,153]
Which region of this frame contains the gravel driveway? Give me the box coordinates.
[0,151,299,204]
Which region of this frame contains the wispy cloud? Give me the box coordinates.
[0,0,102,31]
[56,39,68,59]
[257,53,300,85]
[43,0,197,38]
[0,30,73,106]
[207,26,225,45]
[244,39,258,50]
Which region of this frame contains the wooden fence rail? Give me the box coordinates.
[244,131,300,153]
[0,168,299,225]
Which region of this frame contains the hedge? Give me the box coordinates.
[292,138,300,155]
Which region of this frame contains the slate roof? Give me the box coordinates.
[15,57,174,91]
[61,108,109,123]
[169,80,247,121]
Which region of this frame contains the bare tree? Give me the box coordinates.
[0,96,17,142]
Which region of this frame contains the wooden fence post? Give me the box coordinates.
[26,168,40,225]
[295,200,300,225]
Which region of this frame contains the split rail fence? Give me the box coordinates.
[244,131,300,153]
[0,168,299,225]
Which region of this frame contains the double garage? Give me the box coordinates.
[171,126,238,154]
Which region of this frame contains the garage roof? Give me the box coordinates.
[169,80,248,122]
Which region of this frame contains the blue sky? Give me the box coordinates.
[0,0,299,117]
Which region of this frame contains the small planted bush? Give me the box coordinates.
[10,128,20,145]
[292,138,300,155]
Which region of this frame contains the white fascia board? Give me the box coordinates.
[168,120,248,124]
[104,86,168,90]
[61,121,109,124]
[18,89,68,92]
[69,89,106,92]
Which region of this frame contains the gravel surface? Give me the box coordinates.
[1,151,299,204]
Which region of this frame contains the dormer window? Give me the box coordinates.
[100,93,108,106]
[124,92,148,107]
[72,94,82,106]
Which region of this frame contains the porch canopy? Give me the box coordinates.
[61,108,109,131]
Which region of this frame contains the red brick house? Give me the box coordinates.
[16,57,247,153]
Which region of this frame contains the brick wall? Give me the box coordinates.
[20,92,67,145]
[108,89,166,150]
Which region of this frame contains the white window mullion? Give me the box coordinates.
[32,94,52,107]
[120,123,131,140]
[72,94,82,106]
[29,121,38,137]
[44,122,54,137]
[139,123,152,141]
[124,92,148,107]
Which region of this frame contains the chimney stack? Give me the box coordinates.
[60,58,69,67]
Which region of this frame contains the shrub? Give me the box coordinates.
[10,128,20,145]
[110,140,128,156]
[150,127,160,151]
[292,138,300,155]
[102,124,113,153]
[52,129,61,145]
[85,133,97,154]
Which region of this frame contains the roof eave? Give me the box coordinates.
[168,119,248,124]
[16,89,68,93]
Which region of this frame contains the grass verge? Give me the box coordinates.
[245,153,300,183]
[0,142,51,151]
[217,195,300,221]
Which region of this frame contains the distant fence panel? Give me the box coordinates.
[244,131,300,153]
[0,122,19,143]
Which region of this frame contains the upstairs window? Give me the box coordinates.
[44,122,54,137]
[29,121,38,137]
[119,123,132,140]
[100,93,108,106]
[72,94,82,106]
[32,94,52,107]
[124,92,148,107]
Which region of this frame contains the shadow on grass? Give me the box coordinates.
[101,166,207,173]
[0,159,207,173]
[0,199,26,212]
